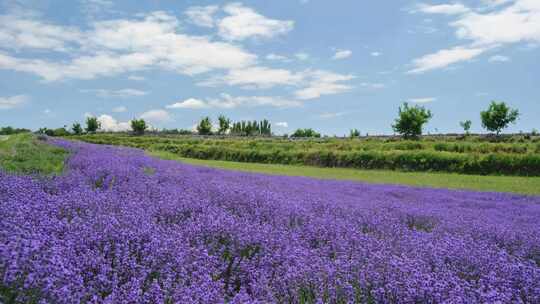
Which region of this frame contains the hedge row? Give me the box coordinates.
[73,136,540,176]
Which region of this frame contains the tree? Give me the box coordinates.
[130,119,148,135]
[72,122,83,135]
[480,101,519,135]
[291,128,321,138]
[392,102,433,139]
[197,117,212,135]
[85,117,101,133]
[217,115,231,135]
[459,120,472,135]
[349,129,360,138]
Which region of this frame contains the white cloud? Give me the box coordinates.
[488,55,510,62]
[0,95,28,110]
[214,66,304,89]
[218,2,294,41]
[97,114,131,131]
[407,46,486,74]
[0,12,82,52]
[294,70,355,100]
[275,122,288,127]
[112,106,127,113]
[332,49,352,60]
[0,11,257,81]
[140,109,172,123]
[295,52,310,61]
[266,53,289,61]
[81,88,148,98]
[169,94,302,109]
[408,97,436,103]
[166,98,209,109]
[371,51,382,57]
[128,75,145,81]
[415,3,471,15]
[410,0,540,73]
[185,5,219,28]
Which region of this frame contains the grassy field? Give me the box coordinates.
[151,150,540,196]
[72,133,540,176]
[0,133,67,175]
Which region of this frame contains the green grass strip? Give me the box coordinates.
[150,150,540,196]
[0,134,68,175]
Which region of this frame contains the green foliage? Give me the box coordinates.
[218,115,231,135]
[73,134,540,176]
[480,101,519,135]
[161,128,193,135]
[291,128,321,138]
[460,120,472,135]
[85,117,101,133]
[72,122,83,135]
[0,126,31,135]
[230,119,272,136]
[349,129,360,138]
[392,102,433,139]
[0,133,67,175]
[197,117,213,135]
[52,127,69,137]
[130,119,148,135]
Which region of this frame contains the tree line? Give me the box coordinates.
[15,100,525,139]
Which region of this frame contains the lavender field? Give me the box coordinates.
[1,139,540,303]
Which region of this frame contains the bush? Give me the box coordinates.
[197,117,212,135]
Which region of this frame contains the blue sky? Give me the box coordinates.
[0,0,538,135]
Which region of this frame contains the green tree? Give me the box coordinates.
[392,102,433,139]
[85,117,101,133]
[349,129,360,138]
[291,128,321,138]
[480,101,519,135]
[130,119,148,135]
[197,116,212,135]
[217,115,231,135]
[72,122,83,135]
[459,120,472,135]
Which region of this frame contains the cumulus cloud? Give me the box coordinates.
[0,11,256,81]
[128,75,145,81]
[218,2,294,41]
[275,122,288,127]
[266,53,289,61]
[97,114,131,131]
[0,95,28,110]
[294,70,355,100]
[294,52,310,61]
[332,49,352,60]
[167,94,302,109]
[80,88,148,98]
[185,5,219,28]
[371,51,382,57]
[360,82,385,89]
[140,109,172,123]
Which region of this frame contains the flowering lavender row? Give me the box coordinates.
[1,140,540,303]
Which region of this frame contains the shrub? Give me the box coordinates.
[392,103,432,140]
